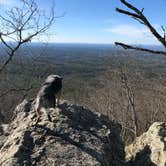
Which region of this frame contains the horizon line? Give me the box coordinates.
[0,41,162,46]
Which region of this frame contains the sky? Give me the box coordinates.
[0,0,166,45]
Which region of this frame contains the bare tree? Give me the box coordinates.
[0,0,56,123]
[115,0,166,55]
[120,68,138,138]
[0,0,55,73]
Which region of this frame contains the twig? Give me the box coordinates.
[115,42,166,55]
[116,0,166,53]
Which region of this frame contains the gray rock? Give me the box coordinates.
[0,100,125,166]
[126,122,166,166]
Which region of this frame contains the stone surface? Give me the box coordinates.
[0,100,125,166]
[126,122,166,166]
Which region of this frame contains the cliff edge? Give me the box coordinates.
[0,100,125,166]
[0,99,165,166]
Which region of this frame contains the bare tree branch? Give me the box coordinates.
[161,26,166,41]
[120,68,139,137]
[0,0,56,73]
[116,8,141,19]
[115,42,166,55]
[115,0,166,54]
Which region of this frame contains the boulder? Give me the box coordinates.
[0,100,125,166]
[126,122,166,166]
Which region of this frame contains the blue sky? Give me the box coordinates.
[0,0,166,45]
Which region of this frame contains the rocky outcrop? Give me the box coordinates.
[0,100,125,166]
[1,99,165,166]
[126,122,166,166]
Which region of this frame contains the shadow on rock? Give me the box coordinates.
[34,102,125,165]
[126,145,157,166]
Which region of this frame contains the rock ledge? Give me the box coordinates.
[0,100,125,166]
